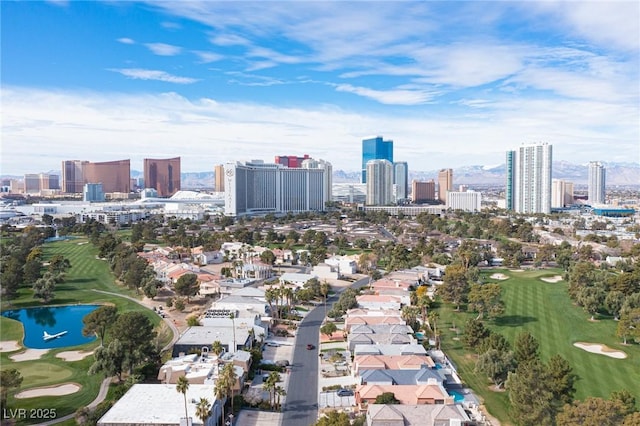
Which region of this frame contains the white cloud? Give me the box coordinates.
[144,42,182,56]
[109,68,199,84]
[117,37,135,44]
[2,86,637,176]
[192,50,223,63]
[334,84,436,105]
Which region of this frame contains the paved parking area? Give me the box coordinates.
[234,409,282,426]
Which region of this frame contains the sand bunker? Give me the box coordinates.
[0,340,21,352]
[10,349,49,362]
[510,269,524,272]
[15,383,81,399]
[541,275,563,283]
[490,273,509,280]
[56,350,94,362]
[574,342,627,359]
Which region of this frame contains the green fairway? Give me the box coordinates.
[436,268,640,425]
[0,238,169,424]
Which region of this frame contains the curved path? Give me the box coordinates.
[38,290,180,425]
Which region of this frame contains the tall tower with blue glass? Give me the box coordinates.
[362,136,393,183]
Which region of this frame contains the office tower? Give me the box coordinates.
[214,164,225,192]
[62,160,88,193]
[552,179,574,208]
[411,180,436,203]
[447,191,481,212]
[275,154,310,168]
[39,173,59,190]
[83,183,105,202]
[144,157,181,197]
[506,143,552,214]
[588,161,606,205]
[361,136,393,183]
[393,162,408,201]
[438,168,453,204]
[83,159,130,194]
[23,174,40,194]
[224,158,331,217]
[365,159,393,206]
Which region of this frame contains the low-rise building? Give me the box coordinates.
[353,355,435,376]
[366,404,471,426]
[356,381,454,406]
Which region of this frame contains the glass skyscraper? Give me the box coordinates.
[362,136,393,183]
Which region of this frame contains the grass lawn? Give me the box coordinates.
[435,268,640,425]
[0,238,169,424]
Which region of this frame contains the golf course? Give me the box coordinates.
[436,268,640,425]
[1,238,171,425]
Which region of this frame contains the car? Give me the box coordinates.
[275,360,290,367]
[306,344,315,350]
[336,389,354,397]
[265,342,280,347]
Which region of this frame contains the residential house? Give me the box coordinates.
[348,333,416,352]
[366,404,471,426]
[345,315,405,332]
[353,344,427,357]
[311,263,339,280]
[355,381,454,406]
[356,295,403,311]
[279,272,318,288]
[353,355,435,376]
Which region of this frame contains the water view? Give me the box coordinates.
[2,305,99,349]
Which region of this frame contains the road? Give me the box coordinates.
[281,277,369,426]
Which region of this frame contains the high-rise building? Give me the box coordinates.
[275,154,310,168]
[447,191,481,212]
[588,161,606,205]
[302,158,333,203]
[62,160,88,193]
[83,159,130,194]
[224,158,331,217]
[39,173,59,190]
[411,180,436,203]
[214,164,225,192]
[552,179,574,208]
[393,162,408,201]
[362,136,393,183]
[366,159,393,206]
[83,183,105,202]
[23,174,40,194]
[506,143,552,214]
[438,169,453,204]
[144,157,181,197]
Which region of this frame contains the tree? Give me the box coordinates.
[506,360,555,426]
[195,397,210,425]
[416,293,433,327]
[514,331,540,365]
[463,318,490,350]
[374,392,399,404]
[547,354,577,405]
[110,311,157,374]
[212,340,224,357]
[314,410,350,426]
[467,283,505,320]
[478,332,510,354]
[176,376,190,424]
[221,363,237,416]
[320,280,331,317]
[577,286,606,320]
[439,264,469,310]
[263,371,281,410]
[401,305,420,330]
[617,308,640,344]
[48,254,71,274]
[275,385,287,411]
[260,250,276,265]
[605,290,626,320]
[610,389,637,416]
[475,349,516,389]
[175,273,200,302]
[89,339,126,381]
[214,374,229,425]
[32,271,59,303]
[0,369,23,408]
[82,305,118,346]
[320,322,338,339]
[557,397,628,426]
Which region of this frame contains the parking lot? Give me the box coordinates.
[319,390,355,408]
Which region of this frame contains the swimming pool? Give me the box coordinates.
[448,390,465,403]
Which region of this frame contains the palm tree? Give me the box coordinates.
[262,372,277,410]
[428,311,440,349]
[265,288,277,320]
[176,376,190,425]
[417,294,433,328]
[221,363,237,418]
[229,312,236,352]
[195,397,210,425]
[214,376,228,426]
[275,385,287,411]
[320,281,330,318]
[212,340,224,357]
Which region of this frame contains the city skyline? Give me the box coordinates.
[2,1,639,175]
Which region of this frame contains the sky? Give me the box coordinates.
[1,0,639,175]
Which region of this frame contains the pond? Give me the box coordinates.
[1,305,99,349]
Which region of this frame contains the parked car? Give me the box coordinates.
[275,360,290,367]
[265,342,280,347]
[306,344,315,350]
[337,389,354,397]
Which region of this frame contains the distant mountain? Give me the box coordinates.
[4,162,638,188]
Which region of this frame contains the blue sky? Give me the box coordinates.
[2,1,639,175]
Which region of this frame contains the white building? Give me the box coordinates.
[588,161,606,205]
[552,179,574,208]
[393,161,409,201]
[506,143,552,214]
[224,159,331,217]
[366,159,394,206]
[446,191,481,212]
